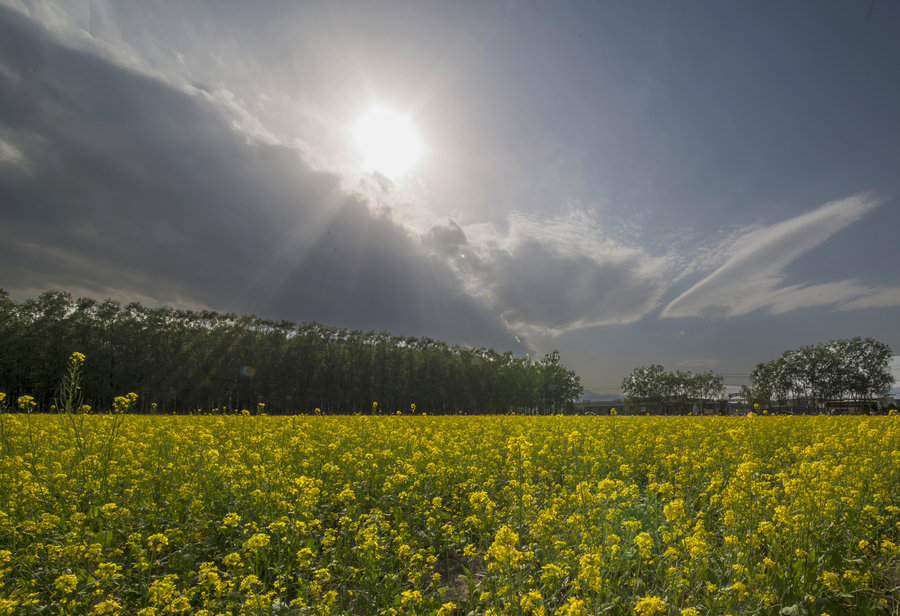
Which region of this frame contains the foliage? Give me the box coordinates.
[0,289,581,414]
[741,338,894,411]
[536,350,584,413]
[621,365,725,414]
[0,412,898,615]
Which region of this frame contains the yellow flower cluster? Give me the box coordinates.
[16,394,36,411]
[112,392,138,414]
[0,414,896,614]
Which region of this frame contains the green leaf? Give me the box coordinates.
[96,529,113,548]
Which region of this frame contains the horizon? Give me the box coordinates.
[5,286,897,400]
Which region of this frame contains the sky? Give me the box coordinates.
[2,1,899,396]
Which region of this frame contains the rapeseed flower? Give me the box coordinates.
[54,573,78,594]
[634,596,666,615]
[0,414,896,614]
[17,394,36,411]
[487,525,523,572]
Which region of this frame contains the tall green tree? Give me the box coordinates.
[741,338,894,412]
[622,364,667,412]
[0,289,586,414]
[623,365,725,414]
[537,350,584,414]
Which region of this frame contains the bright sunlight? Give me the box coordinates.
[352,106,423,179]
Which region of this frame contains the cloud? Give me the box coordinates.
[838,287,900,311]
[427,212,671,335]
[425,219,468,259]
[0,136,30,172]
[0,6,516,350]
[660,195,890,318]
[675,358,718,370]
[425,191,896,337]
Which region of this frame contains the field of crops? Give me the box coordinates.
[0,411,898,616]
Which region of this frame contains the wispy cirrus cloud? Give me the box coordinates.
[660,195,891,319]
[838,286,900,311]
[425,194,900,336]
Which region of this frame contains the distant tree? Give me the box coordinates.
[742,338,894,412]
[741,362,775,409]
[623,365,725,414]
[622,364,667,413]
[688,370,726,413]
[537,350,583,413]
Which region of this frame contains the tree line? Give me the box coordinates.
[621,337,894,414]
[740,337,894,412]
[621,365,726,414]
[0,290,583,414]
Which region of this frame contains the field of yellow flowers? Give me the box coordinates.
[0,408,898,615]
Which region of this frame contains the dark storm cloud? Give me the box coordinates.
[426,214,669,335]
[0,7,514,349]
[471,239,663,333]
[425,219,468,259]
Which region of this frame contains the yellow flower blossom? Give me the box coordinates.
[635,596,666,616]
[54,573,78,594]
[0,413,896,614]
[242,533,270,551]
[486,525,523,573]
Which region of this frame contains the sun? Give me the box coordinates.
[352,107,423,179]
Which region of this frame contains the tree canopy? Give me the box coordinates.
[0,289,583,414]
[621,365,725,414]
[741,337,894,411]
